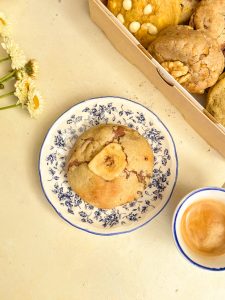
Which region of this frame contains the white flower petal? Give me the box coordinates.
[2,36,26,70]
[26,84,44,118]
[0,12,11,38]
[14,76,31,106]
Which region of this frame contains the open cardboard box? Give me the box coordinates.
[89,0,225,158]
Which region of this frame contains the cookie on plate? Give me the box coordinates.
[179,0,199,24]
[189,0,225,51]
[67,124,154,209]
[148,25,224,94]
[107,0,181,48]
[206,73,225,127]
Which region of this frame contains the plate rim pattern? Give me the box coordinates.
[39,96,178,235]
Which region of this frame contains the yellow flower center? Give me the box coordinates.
[25,82,30,91]
[0,18,6,25]
[33,95,39,109]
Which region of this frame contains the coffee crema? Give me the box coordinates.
[181,200,225,256]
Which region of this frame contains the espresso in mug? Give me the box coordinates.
[181,200,225,256]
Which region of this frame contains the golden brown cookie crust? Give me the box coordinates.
[179,0,199,24]
[107,0,181,48]
[148,25,224,94]
[189,0,225,51]
[206,74,225,127]
[67,124,154,209]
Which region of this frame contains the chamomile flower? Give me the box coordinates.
[1,36,26,69]
[26,82,44,118]
[15,68,27,80]
[14,75,31,106]
[0,13,44,116]
[24,59,39,79]
[0,12,11,38]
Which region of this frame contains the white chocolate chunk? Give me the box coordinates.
[117,13,125,24]
[141,22,158,35]
[147,23,158,35]
[129,21,141,33]
[123,0,132,10]
[141,23,148,30]
[143,4,153,15]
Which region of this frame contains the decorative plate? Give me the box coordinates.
[39,96,178,235]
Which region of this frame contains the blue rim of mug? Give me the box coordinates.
[173,187,225,271]
[39,96,178,236]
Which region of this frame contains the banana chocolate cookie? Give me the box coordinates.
[67,124,154,209]
[107,0,181,48]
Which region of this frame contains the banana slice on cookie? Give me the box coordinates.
[88,143,127,181]
[67,124,153,209]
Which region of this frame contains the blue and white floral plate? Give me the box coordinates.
[39,96,178,235]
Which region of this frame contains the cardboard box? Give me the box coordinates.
[89,0,225,158]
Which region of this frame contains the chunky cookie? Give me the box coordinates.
[107,0,181,48]
[189,0,225,51]
[67,124,154,209]
[179,0,199,24]
[206,73,225,127]
[148,25,224,94]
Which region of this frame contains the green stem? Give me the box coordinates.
[0,56,10,63]
[0,91,14,99]
[0,103,21,110]
[0,70,16,84]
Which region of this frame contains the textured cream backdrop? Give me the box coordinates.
[0,1,225,299]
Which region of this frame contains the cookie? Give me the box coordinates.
[107,0,181,48]
[67,124,154,209]
[148,25,224,94]
[179,0,199,24]
[206,74,225,127]
[189,0,225,51]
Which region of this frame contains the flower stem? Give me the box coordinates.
[0,91,14,99]
[0,70,16,84]
[0,56,10,63]
[0,103,21,110]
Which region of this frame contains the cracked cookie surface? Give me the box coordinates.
[189,0,225,52]
[67,124,154,209]
[107,0,181,48]
[148,25,224,94]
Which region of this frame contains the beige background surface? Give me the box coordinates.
[0,1,225,299]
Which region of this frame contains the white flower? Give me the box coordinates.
[25,59,39,79]
[15,68,27,80]
[14,75,31,106]
[14,76,44,118]
[26,81,44,118]
[1,36,26,69]
[0,12,11,38]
